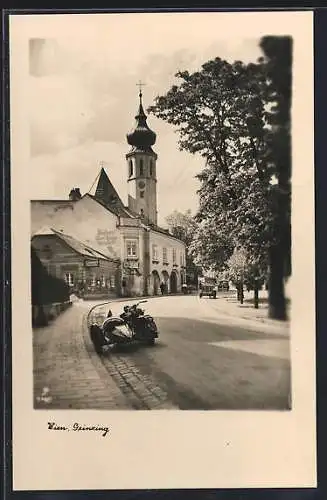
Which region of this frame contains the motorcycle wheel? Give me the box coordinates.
[90,325,105,355]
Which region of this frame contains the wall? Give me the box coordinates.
[31,200,76,235]
[127,152,158,225]
[32,234,121,298]
[119,221,144,297]
[31,195,121,259]
[148,229,186,294]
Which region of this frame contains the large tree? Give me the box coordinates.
[149,36,292,320]
[165,209,201,285]
[165,209,197,246]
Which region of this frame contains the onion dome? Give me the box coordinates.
[126,91,156,152]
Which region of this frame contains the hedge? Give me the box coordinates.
[31,247,70,306]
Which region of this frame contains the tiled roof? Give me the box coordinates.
[149,224,184,242]
[89,194,133,218]
[32,227,119,262]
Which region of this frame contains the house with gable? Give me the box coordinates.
[31,90,187,297]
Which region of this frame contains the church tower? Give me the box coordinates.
[126,88,158,225]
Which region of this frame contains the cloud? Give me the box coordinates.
[28,34,262,156]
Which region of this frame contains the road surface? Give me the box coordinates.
[33,294,291,411]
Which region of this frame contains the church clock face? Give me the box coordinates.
[138,181,145,189]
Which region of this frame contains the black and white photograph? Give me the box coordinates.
[10,11,315,491]
[29,15,293,412]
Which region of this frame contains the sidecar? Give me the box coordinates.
[90,317,132,354]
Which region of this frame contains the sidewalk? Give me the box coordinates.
[33,303,130,409]
[201,290,290,331]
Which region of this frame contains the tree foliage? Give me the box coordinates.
[165,209,197,246]
[149,36,292,319]
[31,246,70,306]
[165,209,200,282]
[227,247,267,289]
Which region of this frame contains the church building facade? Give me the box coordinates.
[31,90,187,298]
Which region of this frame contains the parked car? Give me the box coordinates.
[198,281,217,299]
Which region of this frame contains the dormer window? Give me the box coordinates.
[129,160,133,177]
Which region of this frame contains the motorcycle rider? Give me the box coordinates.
[120,305,132,323]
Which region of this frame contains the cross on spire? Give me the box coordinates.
[136,80,146,102]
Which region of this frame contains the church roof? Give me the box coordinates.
[93,168,132,218]
[126,91,156,153]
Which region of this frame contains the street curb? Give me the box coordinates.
[79,295,186,395]
[80,308,132,408]
[79,292,187,305]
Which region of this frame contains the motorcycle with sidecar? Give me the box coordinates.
[89,300,158,355]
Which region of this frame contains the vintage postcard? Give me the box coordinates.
[9,10,315,490]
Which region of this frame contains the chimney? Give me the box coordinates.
[69,188,82,201]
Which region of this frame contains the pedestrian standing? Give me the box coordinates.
[160,282,165,295]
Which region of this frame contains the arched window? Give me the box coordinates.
[129,160,133,177]
[139,159,144,176]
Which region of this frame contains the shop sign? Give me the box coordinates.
[84,259,99,268]
[123,259,139,270]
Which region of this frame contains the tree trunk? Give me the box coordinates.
[268,245,287,320]
[240,281,244,305]
[237,282,244,303]
[254,284,259,309]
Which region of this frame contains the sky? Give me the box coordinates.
[27,13,264,226]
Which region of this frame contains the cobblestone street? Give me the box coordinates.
[33,294,290,410]
[33,303,131,409]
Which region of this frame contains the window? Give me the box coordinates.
[64,273,74,286]
[180,252,183,266]
[163,247,168,263]
[129,160,133,177]
[173,248,177,264]
[152,244,158,261]
[139,159,144,176]
[140,190,145,198]
[150,160,153,176]
[126,239,138,258]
